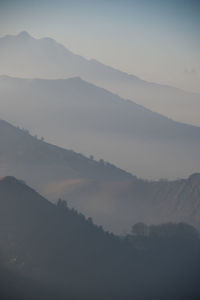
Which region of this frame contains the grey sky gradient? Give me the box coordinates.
[0,0,199,93]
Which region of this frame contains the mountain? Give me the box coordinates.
[0,32,199,126]
[0,75,200,179]
[54,173,200,234]
[0,176,131,300]
[0,119,200,234]
[0,176,200,300]
[0,119,132,187]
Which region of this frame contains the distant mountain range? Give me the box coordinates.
[1,31,200,300]
[0,119,200,234]
[0,31,199,126]
[0,75,199,179]
[0,176,200,300]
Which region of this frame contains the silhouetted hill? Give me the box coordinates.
[0,76,200,178]
[0,119,200,234]
[0,119,132,186]
[0,32,199,126]
[0,176,126,299]
[0,177,200,300]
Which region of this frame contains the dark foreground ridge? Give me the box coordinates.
[0,176,200,300]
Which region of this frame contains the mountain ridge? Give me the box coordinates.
[0,119,200,234]
[2,31,199,96]
[0,75,199,179]
[0,175,200,300]
[0,31,199,125]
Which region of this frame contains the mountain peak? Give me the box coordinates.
[0,176,25,185]
[17,31,32,39]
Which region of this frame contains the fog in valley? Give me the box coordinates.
[0,75,199,179]
[0,1,200,300]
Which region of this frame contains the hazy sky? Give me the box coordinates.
[0,0,199,93]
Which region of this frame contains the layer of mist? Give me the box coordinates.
[0,32,199,126]
[0,76,199,179]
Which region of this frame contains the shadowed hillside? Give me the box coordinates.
[0,119,133,188]
[0,76,200,178]
[0,176,200,300]
[0,119,200,234]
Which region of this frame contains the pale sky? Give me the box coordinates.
[0,0,199,93]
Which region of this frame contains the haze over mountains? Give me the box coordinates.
[1,2,200,298]
[0,31,200,126]
[0,119,200,234]
[0,31,199,233]
[0,75,200,179]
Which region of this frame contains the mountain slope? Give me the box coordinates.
[0,119,132,187]
[0,76,200,179]
[0,119,200,234]
[52,174,200,233]
[0,32,199,126]
[0,176,200,300]
[0,176,132,300]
